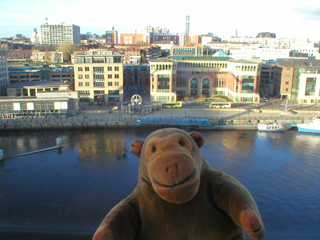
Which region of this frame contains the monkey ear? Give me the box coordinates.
[130,139,145,157]
[190,132,204,148]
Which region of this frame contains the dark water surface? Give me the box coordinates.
[0,128,319,239]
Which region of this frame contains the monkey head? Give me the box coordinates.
[131,128,205,204]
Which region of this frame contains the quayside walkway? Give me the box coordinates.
[0,104,317,131]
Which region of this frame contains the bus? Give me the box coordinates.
[208,102,232,108]
[161,102,183,108]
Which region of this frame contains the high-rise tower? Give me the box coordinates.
[186,15,190,35]
[186,15,190,44]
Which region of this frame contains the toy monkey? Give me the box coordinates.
[93,128,265,240]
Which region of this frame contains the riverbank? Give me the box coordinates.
[0,106,314,131]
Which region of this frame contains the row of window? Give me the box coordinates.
[78,66,120,72]
[78,74,119,79]
[78,81,120,87]
[78,90,120,96]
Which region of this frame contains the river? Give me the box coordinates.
[0,128,319,239]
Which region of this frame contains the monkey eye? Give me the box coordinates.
[152,146,157,152]
[179,140,185,147]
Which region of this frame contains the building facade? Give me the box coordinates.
[119,33,144,44]
[171,46,203,56]
[0,48,9,96]
[9,65,74,84]
[6,81,73,97]
[73,50,124,103]
[40,23,80,45]
[0,92,79,118]
[276,59,320,103]
[149,57,260,103]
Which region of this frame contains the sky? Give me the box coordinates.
[0,0,320,42]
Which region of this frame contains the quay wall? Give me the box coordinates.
[0,118,303,132]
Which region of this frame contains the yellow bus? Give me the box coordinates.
[208,102,232,108]
[161,102,183,108]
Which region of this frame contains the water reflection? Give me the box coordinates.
[0,129,319,239]
[74,131,127,170]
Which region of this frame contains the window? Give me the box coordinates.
[78,67,83,71]
[108,74,112,79]
[108,82,113,86]
[115,66,119,71]
[85,82,90,86]
[108,67,112,71]
[115,82,119,86]
[287,68,290,72]
[285,81,289,85]
[285,88,289,92]
[85,74,90,79]
[93,67,104,72]
[78,74,83,79]
[115,74,119,79]
[158,74,170,92]
[305,77,316,96]
[286,74,291,78]
[78,82,83,87]
[85,67,89,71]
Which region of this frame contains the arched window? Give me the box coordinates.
[202,78,210,96]
[190,78,198,96]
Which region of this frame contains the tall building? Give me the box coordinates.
[0,48,9,96]
[105,27,118,44]
[40,23,80,45]
[73,50,124,103]
[186,15,190,44]
[31,28,40,44]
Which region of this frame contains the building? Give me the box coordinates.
[0,91,79,118]
[6,81,73,97]
[0,48,9,95]
[105,28,118,44]
[119,33,144,44]
[73,50,124,103]
[229,46,290,61]
[276,59,320,103]
[9,65,74,84]
[171,45,203,56]
[153,33,179,45]
[31,28,40,44]
[186,15,190,45]
[40,23,80,45]
[123,65,150,102]
[149,57,260,103]
[7,49,33,61]
[30,51,63,63]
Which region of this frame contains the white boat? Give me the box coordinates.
[257,122,285,132]
[297,114,320,133]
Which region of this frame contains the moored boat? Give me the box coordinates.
[257,122,285,132]
[297,114,320,133]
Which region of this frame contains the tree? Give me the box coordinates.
[59,42,77,62]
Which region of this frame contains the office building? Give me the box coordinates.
[9,65,74,84]
[149,57,260,103]
[40,23,80,45]
[275,59,320,103]
[73,50,124,103]
[0,48,9,95]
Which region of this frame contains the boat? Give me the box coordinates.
[257,122,285,132]
[297,114,320,133]
[136,117,211,128]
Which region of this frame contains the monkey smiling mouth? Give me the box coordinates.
[153,170,196,188]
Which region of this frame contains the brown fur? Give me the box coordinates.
[93,128,265,240]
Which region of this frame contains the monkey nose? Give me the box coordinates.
[166,164,179,183]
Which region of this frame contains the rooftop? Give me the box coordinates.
[7,81,71,88]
